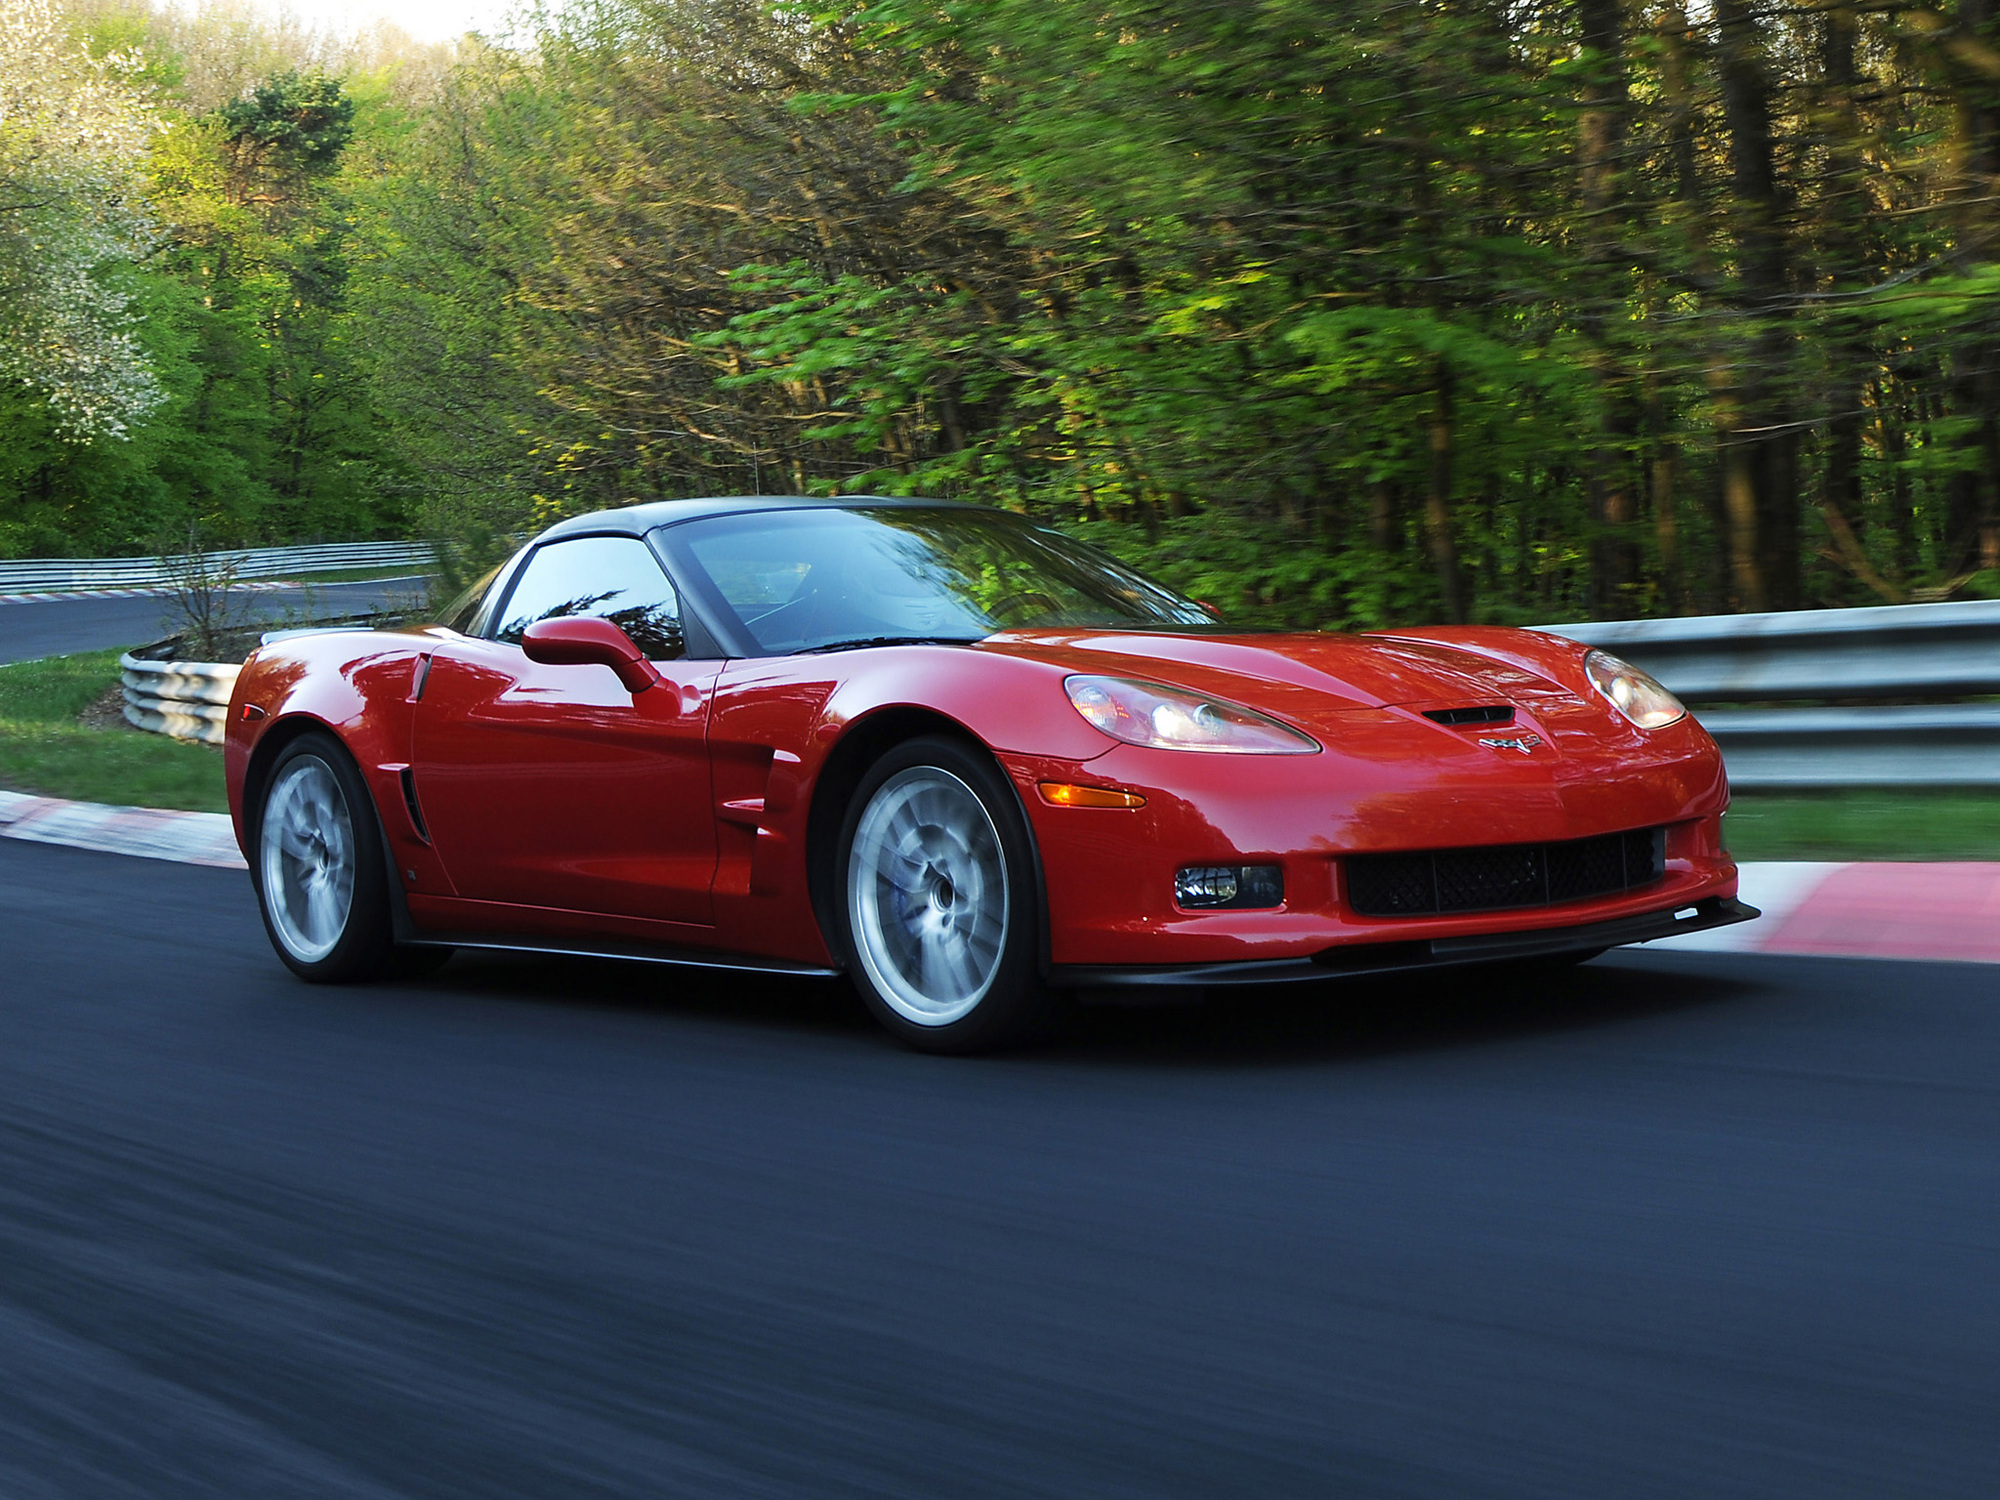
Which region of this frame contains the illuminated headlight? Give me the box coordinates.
[1583,650,1686,730]
[1175,865,1284,910]
[1065,676,1319,754]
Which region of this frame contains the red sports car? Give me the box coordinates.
[226,497,1754,1051]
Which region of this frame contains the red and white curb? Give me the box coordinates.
[1,794,1993,965]
[1660,860,2000,965]
[0,790,245,869]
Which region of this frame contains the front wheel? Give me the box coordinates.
[253,732,397,982]
[837,736,1052,1053]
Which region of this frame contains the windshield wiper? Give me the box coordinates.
[794,634,985,655]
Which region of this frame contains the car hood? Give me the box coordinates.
[979,628,1583,720]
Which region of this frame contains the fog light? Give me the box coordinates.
[1175,864,1283,910]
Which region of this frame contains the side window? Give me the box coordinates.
[492,536,685,660]
[436,553,517,636]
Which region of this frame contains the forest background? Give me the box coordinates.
[7,0,2000,629]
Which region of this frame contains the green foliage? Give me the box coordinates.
[1071,515,1434,634]
[11,0,2000,638]
[700,0,1611,624]
[217,69,354,173]
[1,17,421,558]
[0,0,162,439]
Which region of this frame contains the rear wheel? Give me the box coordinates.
[253,732,397,982]
[837,736,1052,1053]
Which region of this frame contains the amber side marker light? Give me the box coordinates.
[1038,782,1146,809]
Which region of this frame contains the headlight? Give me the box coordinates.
[1584,650,1686,729]
[1063,675,1320,754]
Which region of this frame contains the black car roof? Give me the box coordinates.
[537,494,977,542]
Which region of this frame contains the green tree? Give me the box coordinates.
[0,0,160,444]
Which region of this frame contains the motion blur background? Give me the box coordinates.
[10,0,2000,630]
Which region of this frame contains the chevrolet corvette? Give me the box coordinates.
[226,497,1755,1051]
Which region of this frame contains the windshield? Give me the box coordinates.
[661,506,1215,655]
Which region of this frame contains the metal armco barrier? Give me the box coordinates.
[1538,598,2000,788]
[0,540,434,593]
[119,653,240,747]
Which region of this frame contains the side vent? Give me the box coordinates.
[399,766,431,844]
[1423,705,1514,726]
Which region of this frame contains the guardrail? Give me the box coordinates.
[119,653,241,747]
[1537,598,2000,789]
[0,540,434,593]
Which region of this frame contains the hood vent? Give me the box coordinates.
[1422,705,1514,726]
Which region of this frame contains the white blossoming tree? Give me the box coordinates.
[0,0,160,439]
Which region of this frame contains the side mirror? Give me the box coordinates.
[521,617,663,693]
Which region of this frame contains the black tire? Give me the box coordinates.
[834,735,1053,1054]
[251,731,398,983]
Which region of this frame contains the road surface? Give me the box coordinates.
[0,836,1993,1498]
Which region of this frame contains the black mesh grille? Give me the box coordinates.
[1345,827,1666,917]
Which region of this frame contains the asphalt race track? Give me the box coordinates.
[0,579,433,665]
[1,837,1995,1498]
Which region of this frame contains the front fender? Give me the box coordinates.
[226,630,441,880]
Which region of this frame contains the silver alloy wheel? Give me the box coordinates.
[847,765,1010,1026]
[259,755,357,965]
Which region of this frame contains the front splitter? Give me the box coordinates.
[1050,896,1761,990]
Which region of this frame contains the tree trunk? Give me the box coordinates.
[1370,480,1398,554]
[1575,0,1640,616]
[1660,2,1761,610]
[1817,5,1879,604]
[1720,439,1767,612]
[1644,358,1681,612]
[1427,363,1467,623]
[1945,0,2000,583]
[1713,0,1799,609]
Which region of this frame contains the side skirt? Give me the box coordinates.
[1052,896,1761,991]
[404,929,841,979]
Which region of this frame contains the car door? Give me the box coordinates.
[411,533,720,927]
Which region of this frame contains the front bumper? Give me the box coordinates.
[1003,724,1736,967]
[1050,895,1759,990]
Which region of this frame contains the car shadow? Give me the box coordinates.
[1045,952,1769,1070]
[417,946,1768,1070]
[422,950,863,1038]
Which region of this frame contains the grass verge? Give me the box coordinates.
[0,649,228,813]
[1726,790,2000,862]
